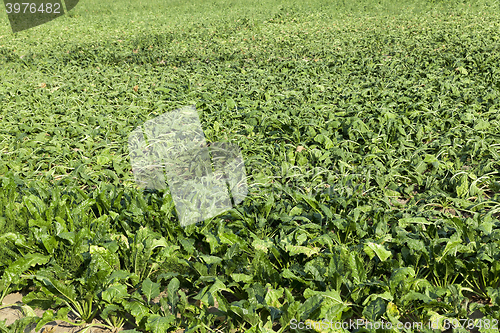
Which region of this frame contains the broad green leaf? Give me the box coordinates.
[437,239,462,262]
[474,119,489,130]
[145,314,176,333]
[142,278,161,303]
[100,304,121,322]
[39,233,58,254]
[362,297,386,321]
[102,284,128,303]
[281,269,305,283]
[457,66,468,75]
[303,288,349,320]
[226,98,236,109]
[398,217,430,226]
[97,155,112,165]
[415,161,427,174]
[23,290,61,310]
[285,244,320,257]
[314,134,334,149]
[205,233,220,254]
[106,270,134,284]
[252,238,274,253]
[486,287,500,307]
[363,242,392,262]
[88,245,120,277]
[219,232,246,250]
[389,267,415,292]
[193,278,228,307]
[35,309,56,332]
[231,273,253,283]
[264,284,284,307]
[0,233,31,250]
[3,253,49,284]
[456,174,469,198]
[167,277,180,313]
[124,301,150,325]
[20,305,37,317]
[299,294,323,320]
[34,275,78,306]
[200,255,222,265]
[289,206,303,216]
[346,251,365,284]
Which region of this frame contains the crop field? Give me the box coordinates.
[1,0,500,332]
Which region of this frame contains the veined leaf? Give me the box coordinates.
[362,297,386,321]
[456,174,469,198]
[167,277,180,314]
[264,284,284,307]
[124,301,150,325]
[141,278,161,303]
[436,239,462,262]
[34,275,78,307]
[102,283,128,304]
[231,273,253,283]
[285,244,320,257]
[252,238,274,253]
[363,242,392,262]
[88,245,120,276]
[2,253,49,284]
[145,314,176,333]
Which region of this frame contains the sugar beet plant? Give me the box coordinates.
[1,0,500,332]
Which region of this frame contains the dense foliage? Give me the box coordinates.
[1,0,500,332]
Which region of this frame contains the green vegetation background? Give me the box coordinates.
[0,0,500,332]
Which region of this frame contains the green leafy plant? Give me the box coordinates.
[1,0,500,332]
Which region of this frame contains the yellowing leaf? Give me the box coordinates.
[252,238,273,253]
[286,244,320,257]
[386,301,400,318]
[456,66,468,75]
